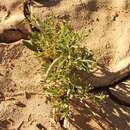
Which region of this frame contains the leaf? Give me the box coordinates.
[23,40,38,52]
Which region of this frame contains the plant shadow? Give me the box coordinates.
[68,64,130,130]
[34,0,61,7]
[69,98,130,130]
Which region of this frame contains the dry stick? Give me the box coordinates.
[16,121,24,130]
[23,0,40,32]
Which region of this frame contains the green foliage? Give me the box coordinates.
[24,16,105,121]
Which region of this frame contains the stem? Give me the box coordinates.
[44,56,63,80]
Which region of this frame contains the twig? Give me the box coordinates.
[16,121,24,130]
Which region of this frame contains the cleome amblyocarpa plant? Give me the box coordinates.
[24,16,97,121]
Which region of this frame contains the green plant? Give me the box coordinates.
[24,16,105,123]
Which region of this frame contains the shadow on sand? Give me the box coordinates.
[70,98,130,130]
[34,0,61,7]
[68,65,130,130]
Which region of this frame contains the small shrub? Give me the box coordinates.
[24,16,104,122]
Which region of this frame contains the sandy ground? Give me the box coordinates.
[0,0,130,130]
